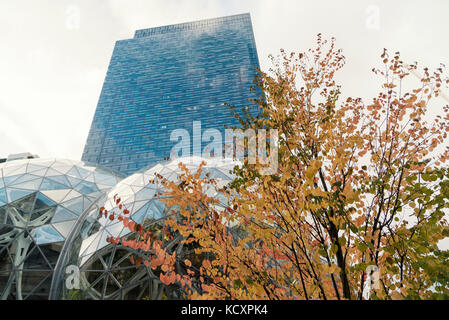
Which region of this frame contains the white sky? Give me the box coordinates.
[0,0,448,160]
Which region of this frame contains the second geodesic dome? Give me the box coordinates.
[49,156,237,300]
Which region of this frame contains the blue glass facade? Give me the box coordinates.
[82,13,261,175]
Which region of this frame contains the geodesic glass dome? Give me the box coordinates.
[50,156,237,300]
[0,158,124,300]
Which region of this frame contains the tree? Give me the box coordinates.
[106,35,449,300]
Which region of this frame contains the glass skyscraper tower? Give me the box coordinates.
[82,13,261,175]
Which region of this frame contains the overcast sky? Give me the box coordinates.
[1,0,448,160]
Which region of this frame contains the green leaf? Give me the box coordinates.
[357,242,368,252]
